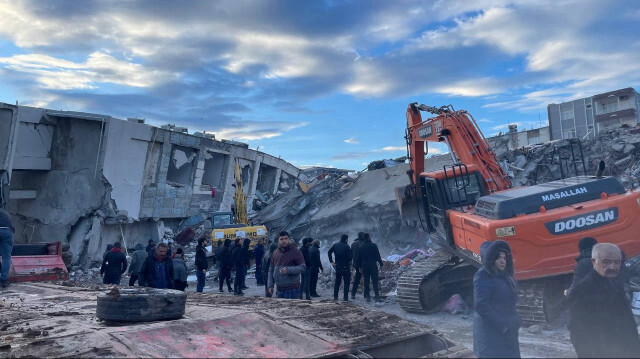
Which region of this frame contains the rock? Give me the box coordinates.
[527,325,542,334]
[115,210,128,221]
[611,142,625,152]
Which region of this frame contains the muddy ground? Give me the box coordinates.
[57,270,577,358]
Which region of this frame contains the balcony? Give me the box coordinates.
[595,107,637,123]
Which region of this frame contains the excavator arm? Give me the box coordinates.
[404,103,512,193]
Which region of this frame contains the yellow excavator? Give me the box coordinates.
[211,160,268,250]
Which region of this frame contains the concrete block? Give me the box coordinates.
[159,208,173,218]
[172,208,184,217]
[143,187,157,198]
[139,207,153,218]
[141,197,154,209]
[154,196,164,207]
[163,198,176,208]
[166,187,178,198]
[156,182,167,193]
[175,198,190,209]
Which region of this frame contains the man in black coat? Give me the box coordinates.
[241,238,250,290]
[568,243,640,358]
[328,234,352,301]
[350,232,365,299]
[299,237,312,300]
[218,239,233,293]
[309,239,324,297]
[232,238,246,295]
[100,242,128,285]
[195,237,209,292]
[262,242,277,297]
[254,238,265,286]
[214,239,224,282]
[566,237,597,296]
[139,243,174,289]
[358,233,383,303]
[146,239,155,253]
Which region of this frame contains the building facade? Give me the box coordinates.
[486,124,551,150]
[547,87,640,140]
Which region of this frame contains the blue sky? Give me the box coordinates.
[1,0,639,170]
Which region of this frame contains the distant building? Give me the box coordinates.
[547,87,640,140]
[487,124,551,150]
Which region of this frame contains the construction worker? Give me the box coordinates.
[100,242,128,285]
[328,234,352,301]
[350,232,365,299]
[268,231,306,299]
[0,208,15,288]
[299,237,312,300]
[568,243,640,358]
[195,237,208,292]
[358,233,383,303]
[218,239,233,293]
[309,239,323,297]
[473,240,521,359]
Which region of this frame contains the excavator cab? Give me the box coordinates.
[419,166,486,249]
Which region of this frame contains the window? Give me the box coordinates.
[528,136,541,145]
[563,129,576,139]
[586,125,594,137]
[561,108,574,121]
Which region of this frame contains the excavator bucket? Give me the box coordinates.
[395,184,419,220]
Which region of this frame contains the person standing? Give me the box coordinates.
[567,237,598,295]
[195,237,209,293]
[103,244,114,261]
[232,238,245,295]
[309,239,323,297]
[241,238,250,290]
[262,242,277,297]
[268,231,306,299]
[568,243,640,358]
[328,234,352,301]
[254,238,265,286]
[473,240,521,358]
[299,238,312,300]
[214,239,224,282]
[140,243,174,289]
[0,208,15,288]
[219,239,233,293]
[128,243,147,286]
[350,232,365,299]
[146,239,155,253]
[100,242,128,285]
[358,233,383,303]
[173,248,188,291]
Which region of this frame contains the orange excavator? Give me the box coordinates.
[395,103,640,323]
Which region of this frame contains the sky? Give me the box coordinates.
[1,0,640,171]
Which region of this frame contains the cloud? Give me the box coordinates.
[344,136,359,144]
[331,145,412,161]
[477,118,493,123]
[212,120,309,141]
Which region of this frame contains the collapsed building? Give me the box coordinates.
[0,102,299,269]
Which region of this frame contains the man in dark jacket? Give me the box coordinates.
[328,234,352,301]
[103,244,114,261]
[358,233,383,303]
[241,238,250,290]
[0,208,14,288]
[232,238,246,295]
[309,239,323,297]
[128,243,147,286]
[566,237,598,296]
[219,239,233,293]
[262,242,277,297]
[473,240,521,358]
[268,231,306,299]
[100,242,128,285]
[140,243,174,289]
[214,239,224,282]
[350,232,365,299]
[299,237,312,300]
[568,243,640,358]
[146,239,155,253]
[254,238,265,286]
[195,237,209,292]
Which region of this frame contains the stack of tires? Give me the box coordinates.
[96,288,187,322]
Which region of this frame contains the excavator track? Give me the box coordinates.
[397,251,455,313]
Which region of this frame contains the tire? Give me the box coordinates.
[96,288,186,323]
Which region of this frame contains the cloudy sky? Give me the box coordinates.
[1,0,639,170]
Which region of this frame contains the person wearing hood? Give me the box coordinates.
[219,239,233,293]
[262,241,277,297]
[140,242,174,289]
[254,238,265,286]
[195,237,209,292]
[128,243,148,286]
[100,242,128,285]
[357,233,383,303]
[103,244,114,261]
[309,239,324,297]
[566,237,597,296]
[146,239,155,254]
[350,232,365,299]
[299,237,312,300]
[473,240,521,358]
[173,248,188,291]
[232,238,246,295]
